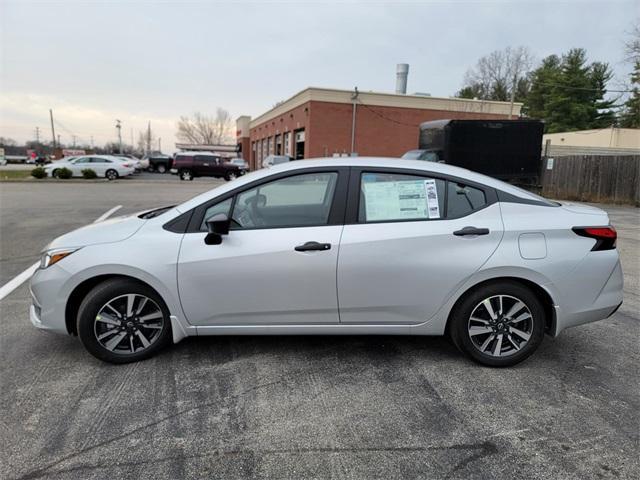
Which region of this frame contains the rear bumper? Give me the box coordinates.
[553,258,623,335]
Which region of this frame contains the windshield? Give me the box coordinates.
[138,205,175,219]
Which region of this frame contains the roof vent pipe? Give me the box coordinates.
[396,63,409,94]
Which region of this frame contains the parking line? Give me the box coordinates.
[93,205,123,223]
[0,205,123,302]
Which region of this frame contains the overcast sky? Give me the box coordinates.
[1,0,637,152]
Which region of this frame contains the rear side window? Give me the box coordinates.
[359,172,445,222]
[175,155,191,164]
[446,181,487,217]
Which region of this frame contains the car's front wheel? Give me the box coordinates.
[449,281,545,367]
[105,169,119,181]
[77,279,172,364]
[225,171,237,181]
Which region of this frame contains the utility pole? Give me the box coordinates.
[508,72,517,119]
[35,127,40,143]
[115,120,123,153]
[350,87,359,155]
[158,137,161,153]
[49,109,57,148]
[130,128,134,151]
[72,135,77,147]
[57,134,61,146]
[90,136,94,148]
[146,122,151,154]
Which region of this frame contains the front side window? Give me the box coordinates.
[231,172,338,229]
[359,172,445,223]
[446,181,487,218]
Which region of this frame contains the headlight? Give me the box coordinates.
[40,248,80,269]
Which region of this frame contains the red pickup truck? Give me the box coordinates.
[171,152,243,181]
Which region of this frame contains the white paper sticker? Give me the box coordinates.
[546,157,554,170]
[363,180,429,221]
[424,179,441,219]
[363,178,441,221]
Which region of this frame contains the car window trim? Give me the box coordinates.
[345,166,498,225]
[183,166,350,233]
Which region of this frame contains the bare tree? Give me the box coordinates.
[0,137,17,146]
[624,19,640,63]
[459,46,534,111]
[176,108,233,145]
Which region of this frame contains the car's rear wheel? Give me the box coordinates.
[180,169,193,181]
[449,281,545,367]
[77,279,172,364]
[156,164,167,174]
[105,169,118,181]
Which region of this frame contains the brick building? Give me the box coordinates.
[236,87,522,170]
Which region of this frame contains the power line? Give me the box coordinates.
[357,101,421,128]
[532,82,633,94]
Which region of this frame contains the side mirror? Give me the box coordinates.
[204,213,230,245]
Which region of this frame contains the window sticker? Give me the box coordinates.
[424,179,440,219]
[364,179,430,221]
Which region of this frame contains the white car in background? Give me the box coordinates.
[45,155,135,180]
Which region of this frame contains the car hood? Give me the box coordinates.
[45,214,145,251]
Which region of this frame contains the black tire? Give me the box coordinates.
[225,171,238,181]
[449,281,545,367]
[156,164,167,174]
[52,169,59,178]
[106,169,118,181]
[77,278,172,364]
[180,169,193,181]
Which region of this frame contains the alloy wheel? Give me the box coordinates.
[181,170,192,181]
[467,295,533,357]
[227,172,237,181]
[106,170,118,180]
[94,294,164,355]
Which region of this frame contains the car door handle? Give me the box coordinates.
[203,163,209,166]
[294,241,331,252]
[453,226,490,236]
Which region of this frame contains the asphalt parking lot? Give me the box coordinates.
[0,180,638,480]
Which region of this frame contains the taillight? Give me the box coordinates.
[572,226,617,251]
[122,163,130,167]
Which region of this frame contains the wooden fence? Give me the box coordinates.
[541,155,640,206]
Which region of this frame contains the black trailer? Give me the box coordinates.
[407,119,544,185]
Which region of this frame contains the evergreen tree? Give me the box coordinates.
[524,55,561,120]
[544,49,594,133]
[620,60,640,128]
[589,61,617,128]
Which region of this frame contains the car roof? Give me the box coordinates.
[175,156,547,213]
[176,151,219,156]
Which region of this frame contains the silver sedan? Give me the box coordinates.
[29,158,623,366]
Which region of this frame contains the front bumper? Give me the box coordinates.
[29,264,72,335]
